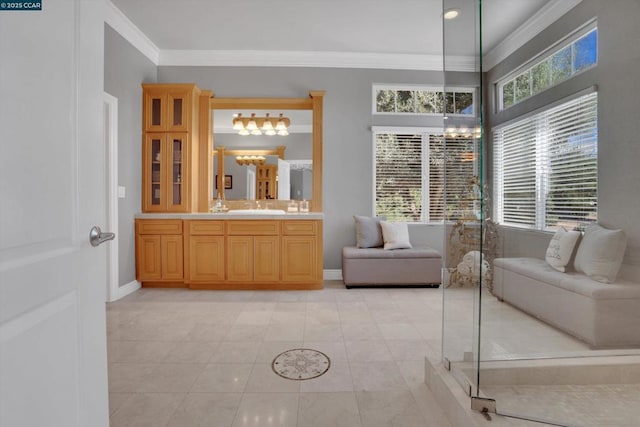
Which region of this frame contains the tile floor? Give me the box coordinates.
[106,281,452,427]
[107,282,640,426]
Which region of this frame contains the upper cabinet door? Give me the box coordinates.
[166,89,190,132]
[143,88,167,132]
[143,85,193,132]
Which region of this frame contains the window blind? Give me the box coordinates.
[428,135,477,222]
[375,134,424,222]
[374,133,477,223]
[494,91,598,229]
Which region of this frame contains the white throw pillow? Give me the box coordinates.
[380,221,413,250]
[574,224,627,283]
[545,226,581,272]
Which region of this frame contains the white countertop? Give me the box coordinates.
[135,212,324,220]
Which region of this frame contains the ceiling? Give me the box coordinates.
[111,0,554,65]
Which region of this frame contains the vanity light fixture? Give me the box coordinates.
[445,125,481,138]
[235,155,266,166]
[232,112,290,136]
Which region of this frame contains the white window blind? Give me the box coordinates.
[428,135,477,222]
[494,92,597,230]
[375,133,424,222]
[375,133,476,223]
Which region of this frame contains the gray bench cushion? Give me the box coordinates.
[342,246,441,259]
[495,257,640,300]
[342,246,442,286]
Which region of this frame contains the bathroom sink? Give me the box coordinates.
[226,209,286,215]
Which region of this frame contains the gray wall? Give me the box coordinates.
[104,24,157,286]
[485,0,640,270]
[158,67,467,268]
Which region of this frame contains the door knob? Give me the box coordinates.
[89,226,115,247]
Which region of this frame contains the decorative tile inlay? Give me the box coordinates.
[272,348,330,380]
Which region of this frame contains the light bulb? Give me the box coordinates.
[251,129,262,135]
[247,113,258,131]
[265,129,276,136]
[275,113,287,131]
[277,129,289,136]
[262,113,273,130]
[232,113,244,130]
[239,129,250,136]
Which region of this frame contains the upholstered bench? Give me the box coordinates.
[493,257,640,348]
[342,246,442,288]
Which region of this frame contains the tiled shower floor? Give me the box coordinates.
[484,383,640,426]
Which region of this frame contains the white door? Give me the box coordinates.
[277,158,291,200]
[0,1,109,427]
[247,167,256,200]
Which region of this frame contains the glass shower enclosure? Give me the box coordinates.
[441,0,640,425]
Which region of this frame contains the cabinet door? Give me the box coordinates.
[189,236,225,282]
[254,236,279,282]
[166,89,190,132]
[166,133,188,212]
[281,236,317,282]
[143,89,166,132]
[143,87,190,132]
[161,235,184,280]
[227,236,254,282]
[136,235,162,281]
[143,134,165,212]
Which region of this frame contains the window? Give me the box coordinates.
[493,91,598,230]
[374,85,475,116]
[498,24,597,110]
[374,131,476,222]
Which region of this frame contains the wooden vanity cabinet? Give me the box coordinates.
[137,218,322,289]
[135,219,184,285]
[281,220,322,283]
[185,220,225,283]
[226,221,280,283]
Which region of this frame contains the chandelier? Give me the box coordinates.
[235,155,266,166]
[233,113,290,136]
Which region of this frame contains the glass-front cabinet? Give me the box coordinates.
[143,85,192,132]
[143,133,188,212]
[141,83,201,212]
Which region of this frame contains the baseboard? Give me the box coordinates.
[323,269,343,281]
[115,280,141,300]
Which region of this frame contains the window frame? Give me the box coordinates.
[372,126,478,224]
[496,20,598,111]
[372,85,476,117]
[492,89,598,231]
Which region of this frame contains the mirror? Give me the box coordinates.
[208,92,324,212]
[212,109,313,201]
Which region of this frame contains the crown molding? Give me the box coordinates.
[159,50,477,72]
[104,0,160,65]
[483,0,583,71]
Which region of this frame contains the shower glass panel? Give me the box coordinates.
[441,0,483,396]
[442,0,640,425]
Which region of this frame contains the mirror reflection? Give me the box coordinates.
[213,109,313,200]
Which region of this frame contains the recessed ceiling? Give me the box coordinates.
[110,0,553,60]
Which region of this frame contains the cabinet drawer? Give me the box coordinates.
[227,220,279,235]
[137,219,182,235]
[282,220,317,236]
[188,220,225,235]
